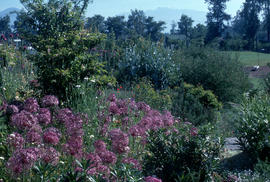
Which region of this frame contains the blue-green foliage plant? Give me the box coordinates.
[117,38,181,89]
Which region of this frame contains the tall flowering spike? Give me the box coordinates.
[41,147,59,166]
[37,108,51,125]
[41,95,59,107]
[24,98,40,113]
[144,176,162,182]
[109,129,129,154]
[11,110,38,130]
[7,132,25,150]
[6,105,19,115]
[57,108,73,124]
[43,127,61,145]
[7,147,40,176]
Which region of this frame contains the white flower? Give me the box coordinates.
[84,77,89,81]
[264,119,268,124]
[59,161,65,164]
[89,135,94,139]
[90,79,96,83]
[0,156,4,160]
[10,134,15,138]
[75,85,81,88]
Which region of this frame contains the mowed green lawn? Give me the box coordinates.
[226,51,270,66]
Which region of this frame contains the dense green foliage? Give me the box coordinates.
[175,47,251,102]
[235,93,270,162]
[172,83,222,126]
[143,125,222,182]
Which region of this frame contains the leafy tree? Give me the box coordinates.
[177,14,194,47]
[240,0,261,49]
[170,21,177,35]
[205,0,230,43]
[191,23,207,46]
[15,0,112,99]
[105,15,127,39]
[0,15,11,33]
[145,16,165,41]
[262,0,270,41]
[127,9,146,37]
[85,14,106,33]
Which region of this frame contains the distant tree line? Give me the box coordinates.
[2,0,270,51]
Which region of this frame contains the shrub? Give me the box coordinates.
[174,47,251,102]
[171,83,222,126]
[117,38,182,89]
[132,78,172,111]
[142,123,222,182]
[235,93,270,162]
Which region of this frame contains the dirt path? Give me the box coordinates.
[244,66,270,78]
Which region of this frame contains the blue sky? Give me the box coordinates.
[0,0,245,17]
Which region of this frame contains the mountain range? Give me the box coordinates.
[0,7,20,27]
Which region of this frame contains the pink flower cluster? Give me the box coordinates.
[144,176,162,182]
[109,129,129,154]
[6,95,61,176]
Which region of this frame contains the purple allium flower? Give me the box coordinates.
[86,153,102,167]
[26,130,42,144]
[24,98,40,113]
[65,115,84,137]
[136,102,151,112]
[98,150,117,164]
[144,176,162,182]
[96,164,110,176]
[41,95,59,107]
[28,124,42,133]
[11,110,38,130]
[109,102,120,115]
[57,108,73,124]
[129,124,144,137]
[63,136,83,158]
[107,93,117,102]
[147,110,164,130]
[122,157,142,170]
[94,140,107,152]
[162,111,174,127]
[116,99,128,115]
[7,132,25,150]
[190,127,198,136]
[109,129,129,154]
[43,127,61,145]
[6,105,19,115]
[37,108,51,125]
[7,147,40,176]
[41,147,59,166]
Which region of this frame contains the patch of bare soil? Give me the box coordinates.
[244,66,270,78]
